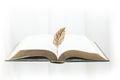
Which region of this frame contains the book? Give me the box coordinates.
[6,34,109,63]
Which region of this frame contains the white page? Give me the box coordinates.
[58,34,107,59]
[6,34,56,60]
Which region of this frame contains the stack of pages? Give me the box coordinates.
[6,34,109,63]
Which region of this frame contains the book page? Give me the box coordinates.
[6,34,56,60]
[58,34,107,59]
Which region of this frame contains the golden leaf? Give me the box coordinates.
[53,27,66,47]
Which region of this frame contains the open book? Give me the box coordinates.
[6,34,109,63]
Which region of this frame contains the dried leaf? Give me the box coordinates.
[53,27,66,47]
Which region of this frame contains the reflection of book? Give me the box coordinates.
[6,34,109,63]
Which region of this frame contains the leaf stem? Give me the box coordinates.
[57,47,58,56]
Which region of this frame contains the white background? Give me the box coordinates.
[0,0,119,80]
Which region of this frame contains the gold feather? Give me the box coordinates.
[53,27,66,47]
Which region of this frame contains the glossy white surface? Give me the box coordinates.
[0,60,111,80]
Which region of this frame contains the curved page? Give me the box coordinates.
[58,34,107,60]
[6,34,56,60]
